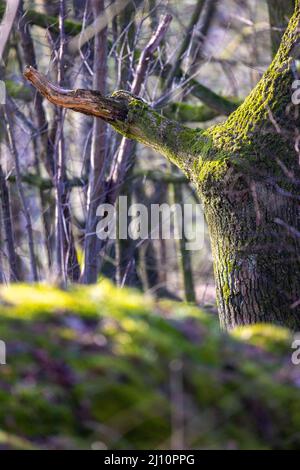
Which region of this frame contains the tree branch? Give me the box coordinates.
[12,1,236,116]
[24,65,128,122]
[8,170,189,190]
[23,3,300,183]
[132,13,172,93]
[165,0,205,89]
[0,1,82,36]
[24,66,205,175]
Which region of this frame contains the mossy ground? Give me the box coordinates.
[0,280,299,450]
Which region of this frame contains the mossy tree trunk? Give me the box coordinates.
[24,1,300,329]
[202,167,300,330]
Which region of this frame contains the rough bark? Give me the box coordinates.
[6,0,235,116]
[110,1,141,287]
[24,1,300,329]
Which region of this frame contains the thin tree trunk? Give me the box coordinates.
[0,164,20,282]
[18,0,54,269]
[54,0,80,283]
[111,1,140,286]
[111,14,172,285]
[165,0,205,88]
[82,0,108,284]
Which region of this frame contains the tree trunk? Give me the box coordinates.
[203,176,300,329]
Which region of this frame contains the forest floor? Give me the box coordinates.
[0,281,299,449]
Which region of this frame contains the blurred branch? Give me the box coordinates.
[8,170,189,190]
[165,0,205,88]
[18,0,54,175]
[106,13,173,207]
[184,75,237,114]
[190,0,219,67]
[4,109,38,282]
[155,63,238,115]
[162,101,219,122]
[68,0,133,54]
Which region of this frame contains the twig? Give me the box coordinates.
[132,13,172,94]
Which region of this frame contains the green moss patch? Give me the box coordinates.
[0,280,298,449]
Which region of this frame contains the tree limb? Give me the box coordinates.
[163,101,220,122]
[24,66,205,175]
[12,1,236,116]
[0,1,82,36]
[23,2,300,181]
[165,0,205,88]
[24,65,128,122]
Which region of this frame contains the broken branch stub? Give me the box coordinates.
[23,66,128,122]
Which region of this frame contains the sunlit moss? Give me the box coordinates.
[0,280,298,449]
